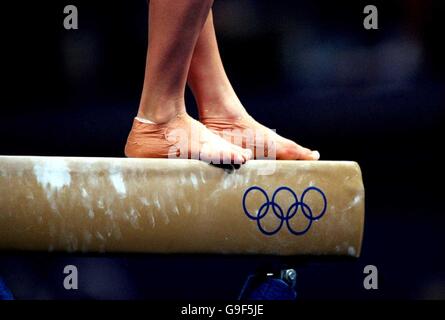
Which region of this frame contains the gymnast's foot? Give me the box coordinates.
[125,112,251,164]
[200,106,319,160]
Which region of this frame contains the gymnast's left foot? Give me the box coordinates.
[200,107,320,160]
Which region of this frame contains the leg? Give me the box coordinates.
[125,0,250,163]
[187,11,319,160]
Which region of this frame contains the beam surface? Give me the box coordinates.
[0,156,364,256]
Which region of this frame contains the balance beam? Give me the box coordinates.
[0,156,364,256]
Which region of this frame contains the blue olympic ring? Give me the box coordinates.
[242,186,327,236]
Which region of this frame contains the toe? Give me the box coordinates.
[309,150,320,160]
[277,140,319,160]
[240,148,252,162]
[230,143,252,162]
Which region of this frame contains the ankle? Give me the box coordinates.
[138,100,186,124]
[196,94,247,119]
[137,111,181,124]
[198,96,247,120]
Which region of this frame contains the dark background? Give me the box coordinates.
[0,0,444,299]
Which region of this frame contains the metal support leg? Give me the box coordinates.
[238,268,297,300]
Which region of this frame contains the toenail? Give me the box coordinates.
[312,150,320,160]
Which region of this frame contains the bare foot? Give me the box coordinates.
[125,112,251,164]
[201,112,319,160]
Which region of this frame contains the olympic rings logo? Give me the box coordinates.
[242,186,327,236]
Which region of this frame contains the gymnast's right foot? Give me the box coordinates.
[124,112,251,164]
